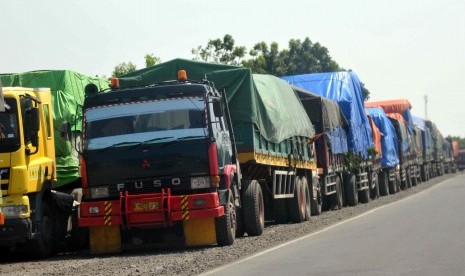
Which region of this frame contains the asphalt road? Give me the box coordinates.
[203,174,465,276]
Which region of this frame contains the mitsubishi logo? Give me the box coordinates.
[142,159,151,168]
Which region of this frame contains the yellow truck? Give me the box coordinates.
[0,86,75,258]
[0,71,109,258]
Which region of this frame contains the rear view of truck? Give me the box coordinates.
[283,71,375,207]
[290,86,348,211]
[366,107,400,195]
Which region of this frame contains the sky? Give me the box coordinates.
[1,0,464,136]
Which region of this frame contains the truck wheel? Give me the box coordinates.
[242,180,264,236]
[388,178,397,195]
[359,187,370,204]
[302,177,312,220]
[344,173,358,206]
[309,176,321,217]
[378,172,389,196]
[215,191,236,246]
[333,175,344,209]
[404,170,410,189]
[370,172,379,200]
[29,201,55,258]
[421,166,427,182]
[411,171,418,186]
[289,177,306,222]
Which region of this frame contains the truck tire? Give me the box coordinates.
[309,177,321,217]
[388,178,397,195]
[344,173,358,206]
[378,171,389,196]
[411,170,418,186]
[289,177,306,222]
[242,180,264,236]
[406,169,412,189]
[29,201,55,258]
[359,187,370,204]
[370,172,379,200]
[421,166,428,182]
[215,191,236,246]
[302,177,312,220]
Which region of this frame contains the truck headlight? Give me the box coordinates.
[90,187,109,199]
[0,205,28,219]
[190,177,210,189]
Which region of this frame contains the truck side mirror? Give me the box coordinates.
[213,100,223,118]
[29,107,40,149]
[30,107,40,132]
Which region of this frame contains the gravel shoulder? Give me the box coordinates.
[0,173,459,276]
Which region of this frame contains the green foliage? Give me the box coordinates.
[242,37,342,76]
[112,62,137,77]
[192,34,246,65]
[145,54,161,67]
[367,147,378,160]
[344,152,363,172]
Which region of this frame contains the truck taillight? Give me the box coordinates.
[80,156,88,188]
[208,142,219,177]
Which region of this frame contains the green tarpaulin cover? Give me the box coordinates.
[0,70,109,187]
[120,59,315,144]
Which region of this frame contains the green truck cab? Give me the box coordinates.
[79,60,318,253]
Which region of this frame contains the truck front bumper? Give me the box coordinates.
[79,189,224,228]
[0,217,32,246]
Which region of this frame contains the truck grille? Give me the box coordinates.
[0,168,10,196]
[106,176,191,197]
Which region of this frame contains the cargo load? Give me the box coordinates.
[366,108,399,168]
[291,85,348,154]
[0,71,109,186]
[281,72,373,159]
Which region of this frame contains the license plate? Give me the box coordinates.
[133,201,159,212]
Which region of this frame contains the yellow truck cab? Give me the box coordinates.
[0,86,72,257]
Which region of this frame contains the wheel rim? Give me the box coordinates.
[258,192,265,227]
[299,184,305,216]
[229,200,236,236]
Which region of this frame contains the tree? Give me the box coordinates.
[112,62,137,77]
[145,54,161,68]
[192,34,246,65]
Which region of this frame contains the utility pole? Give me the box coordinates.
[424,95,428,119]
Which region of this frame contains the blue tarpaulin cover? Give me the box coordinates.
[282,71,373,159]
[413,115,434,161]
[366,108,399,168]
[325,126,349,155]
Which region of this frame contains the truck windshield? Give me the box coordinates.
[84,97,207,150]
[0,114,18,140]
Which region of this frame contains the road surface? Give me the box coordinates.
[204,174,465,276]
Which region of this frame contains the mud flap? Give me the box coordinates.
[89,225,121,254]
[183,218,216,246]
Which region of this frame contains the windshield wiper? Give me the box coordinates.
[140,136,175,145]
[100,141,141,151]
[160,135,206,147]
